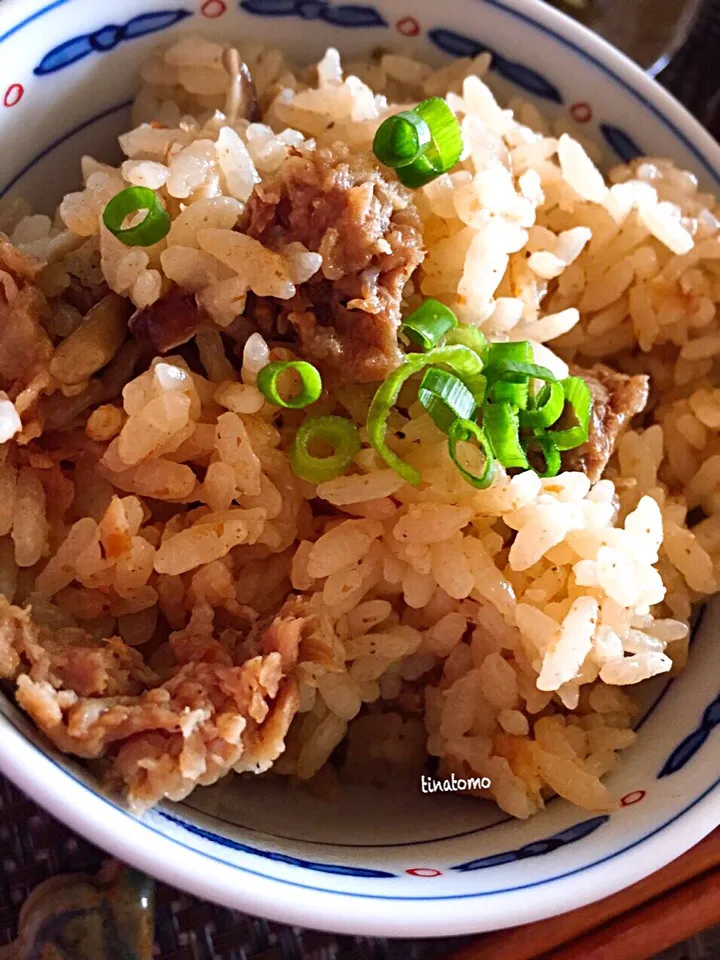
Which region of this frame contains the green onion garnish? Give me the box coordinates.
[522,432,561,478]
[445,325,488,358]
[373,97,463,189]
[401,299,458,351]
[289,416,361,483]
[418,368,477,433]
[485,342,532,367]
[549,377,593,451]
[103,186,171,247]
[367,344,484,485]
[257,360,323,409]
[367,359,426,486]
[358,333,593,491]
[398,98,464,188]
[520,380,565,430]
[448,418,495,489]
[373,111,432,169]
[426,343,485,379]
[485,359,557,385]
[483,402,529,470]
[489,378,530,408]
[463,373,487,406]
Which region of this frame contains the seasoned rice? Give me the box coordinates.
[0,36,718,816]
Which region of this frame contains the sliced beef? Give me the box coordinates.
[129,287,209,353]
[242,144,425,382]
[0,238,53,399]
[2,595,302,810]
[563,364,649,482]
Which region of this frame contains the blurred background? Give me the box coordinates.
[548,0,702,74]
[551,0,720,138]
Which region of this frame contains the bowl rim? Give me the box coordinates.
[0,0,719,937]
[1,700,719,936]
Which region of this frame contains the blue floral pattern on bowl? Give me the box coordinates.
[599,123,643,162]
[659,694,720,778]
[34,10,192,75]
[450,817,610,872]
[240,0,388,27]
[429,27,564,103]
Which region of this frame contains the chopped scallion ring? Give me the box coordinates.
[401,299,458,351]
[550,376,593,450]
[372,111,432,169]
[483,402,529,470]
[256,360,323,409]
[522,432,562,478]
[445,325,488,359]
[418,368,477,433]
[289,416,361,483]
[448,418,495,489]
[397,97,464,188]
[425,343,485,379]
[484,341,556,385]
[520,380,565,430]
[485,341,532,367]
[463,373,487,406]
[373,97,463,189]
[489,378,530,408]
[367,344,483,485]
[103,186,171,247]
[485,359,557,384]
[367,360,425,486]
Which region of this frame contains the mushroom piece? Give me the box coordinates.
[49,293,132,387]
[223,47,260,125]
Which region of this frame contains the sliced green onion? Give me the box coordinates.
[485,359,557,384]
[367,344,483,485]
[407,97,463,182]
[550,376,593,451]
[445,325,488,359]
[489,378,530,408]
[289,416,361,483]
[374,97,463,189]
[373,111,432,169]
[418,368,477,433]
[520,380,565,430]
[483,341,557,386]
[426,343,484,378]
[401,299,458,351]
[485,341,532,368]
[448,418,495,489]
[463,373,487,406]
[257,360,322,409]
[522,432,562,478]
[103,186,171,247]
[483,402,529,470]
[367,360,424,485]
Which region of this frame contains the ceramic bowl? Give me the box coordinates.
[0,0,718,938]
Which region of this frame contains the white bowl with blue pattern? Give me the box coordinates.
[0,0,718,937]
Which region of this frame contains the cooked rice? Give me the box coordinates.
[0,37,718,815]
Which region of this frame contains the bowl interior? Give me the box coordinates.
[0,0,719,937]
